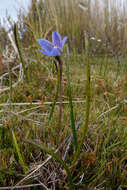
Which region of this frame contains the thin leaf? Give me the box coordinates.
[66,56,78,151]
[12,129,27,173]
[72,32,91,165]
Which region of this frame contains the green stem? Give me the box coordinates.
[48,57,63,126]
[71,32,91,166]
[66,59,78,151]
[58,58,63,126]
[48,64,60,121]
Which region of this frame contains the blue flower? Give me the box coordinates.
[37,31,67,57]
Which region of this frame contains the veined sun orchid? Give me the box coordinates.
[37,31,67,57]
[37,31,67,128]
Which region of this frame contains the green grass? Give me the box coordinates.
[0,53,127,189]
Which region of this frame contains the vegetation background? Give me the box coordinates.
[0,0,127,189]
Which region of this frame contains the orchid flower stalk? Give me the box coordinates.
[37,31,67,125]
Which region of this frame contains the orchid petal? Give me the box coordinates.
[52,31,62,49]
[37,39,54,52]
[62,36,68,48]
[39,48,50,56]
[49,47,61,56]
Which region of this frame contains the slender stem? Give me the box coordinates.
[49,57,63,126]
[48,67,60,121]
[58,57,63,126]
[66,59,78,151]
[71,32,91,166]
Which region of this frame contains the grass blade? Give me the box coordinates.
[11,129,27,173]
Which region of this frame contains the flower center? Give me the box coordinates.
[54,46,58,48]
